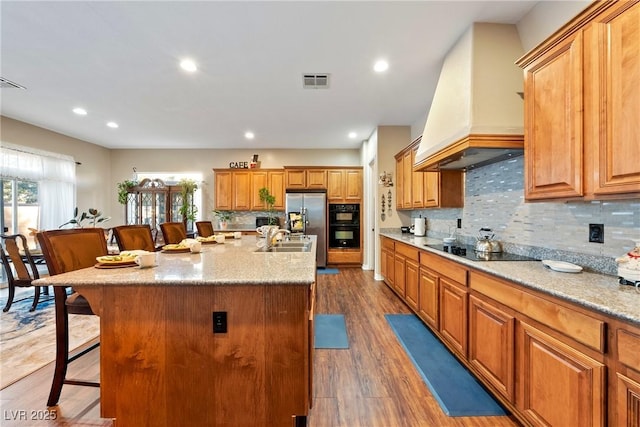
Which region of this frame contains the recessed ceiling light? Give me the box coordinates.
[106,121,119,129]
[373,60,389,73]
[348,132,357,139]
[180,59,198,72]
[72,107,87,115]
[245,131,255,140]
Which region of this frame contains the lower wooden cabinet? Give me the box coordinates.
[418,267,438,329]
[469,295,515,401]
[327,249,362,265]
[439,277,467,358]
[394,253,406,298]
[404,258,419,311]
[616,373,640,427]
[517,321,605,427]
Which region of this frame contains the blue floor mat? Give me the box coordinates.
[314,314,349,349]
[385,314,507,417]
[317,268,339,274]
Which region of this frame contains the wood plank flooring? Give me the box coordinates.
[0,268,521,426]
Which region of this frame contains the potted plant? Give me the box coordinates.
[116,179,138,205]
[178,178,198,226]
[59,207,111,228]
[213,210,234,230]
[258,187,278,225]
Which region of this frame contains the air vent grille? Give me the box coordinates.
[0,77,26,90]
[303,74,330,89]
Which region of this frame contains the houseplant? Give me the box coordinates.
[213,210,234,229]
[59,207,111,228]
[116,179,138,205]
[178,178,198,224]
[258,187,278,225]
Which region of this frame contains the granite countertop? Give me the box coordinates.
[380,231,640,327]
[34,235,316,287]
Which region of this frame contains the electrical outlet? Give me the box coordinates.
[213,311,227,333]
[457,218,462,229]
[589,224,604,243]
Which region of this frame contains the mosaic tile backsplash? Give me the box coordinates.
[410,156,640,275]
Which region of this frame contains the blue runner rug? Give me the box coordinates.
[385,314,507,417]
[317,268,339,275]
[314,314,349,349]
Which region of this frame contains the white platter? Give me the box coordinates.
[542,260,583,273]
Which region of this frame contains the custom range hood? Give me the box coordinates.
[414,23,525,171]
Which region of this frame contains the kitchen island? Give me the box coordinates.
[35,235,317,427]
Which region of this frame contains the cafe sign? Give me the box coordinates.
[229,154,260,169]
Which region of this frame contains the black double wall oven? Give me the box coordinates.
[328,204,360,248]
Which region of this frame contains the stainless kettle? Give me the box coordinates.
[474,228,503,253]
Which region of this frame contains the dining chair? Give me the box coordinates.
[0,234,46,312]
[36,228,107,407]
[195,221,215,238]
[159,222,187,244]
[112,224,156,252]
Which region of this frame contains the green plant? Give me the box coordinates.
[258,187,278,225]
[116,179,138,204]
[178,178,198,222]
[213,210,234,222]
[60,207,111,228]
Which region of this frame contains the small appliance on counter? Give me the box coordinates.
[616,241,640,287]
[400,226,410,233]
[414,216,426,237]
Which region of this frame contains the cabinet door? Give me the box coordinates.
[344,170,362,201]
[439,277,467,357]
[523,31,584,200]
[395,156,404,210]
[586,2,640,196]
[385,249,395,288]
[232,171,251,210]
[251,171,268,210]
[380,248,388,281]
[411,149,424,208]
[306,170,327,189]
[418,267,438,329]
[393,254,406,298]
[268,171,285,211]
[404,259,419,311]
[616,373,640,427]
[469,295,515,401]
[423,172,439,207]
[517,321,605,427]
[285,170,306,189]
[327,170,344,201]
[215,171,233,210]
[402,152,412,209]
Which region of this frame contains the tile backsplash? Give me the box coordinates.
[412,156,639,275]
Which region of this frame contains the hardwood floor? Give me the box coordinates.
[0,268,521,426]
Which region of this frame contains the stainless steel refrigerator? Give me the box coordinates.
[285,190,327,267]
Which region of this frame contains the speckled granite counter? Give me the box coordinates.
[34,235,316,287]
[380,231,640,327]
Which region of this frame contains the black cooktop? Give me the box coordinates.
[424,244,539,262]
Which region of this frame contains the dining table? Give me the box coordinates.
[34,235,317,427]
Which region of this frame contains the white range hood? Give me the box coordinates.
[414,23,525,171]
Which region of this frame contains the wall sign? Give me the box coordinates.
[229,161,249,169]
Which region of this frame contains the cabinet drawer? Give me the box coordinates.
[470,271,605,352]
[381,237,395,251]
[395,242,419,262]
[617,329,640,372]
[420,251,467,284]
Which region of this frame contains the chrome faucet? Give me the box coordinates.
[265,228,290,249]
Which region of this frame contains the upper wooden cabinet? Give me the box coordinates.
[327,168,362,202]
[395,137,464,209]
[517,1,640,201]
[285,168,327,190]
[213,169,284,211]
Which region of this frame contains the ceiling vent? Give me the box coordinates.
[303,74,330,89]
[0,77,26,90]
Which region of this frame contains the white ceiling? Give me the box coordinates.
[0,1,538,151]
